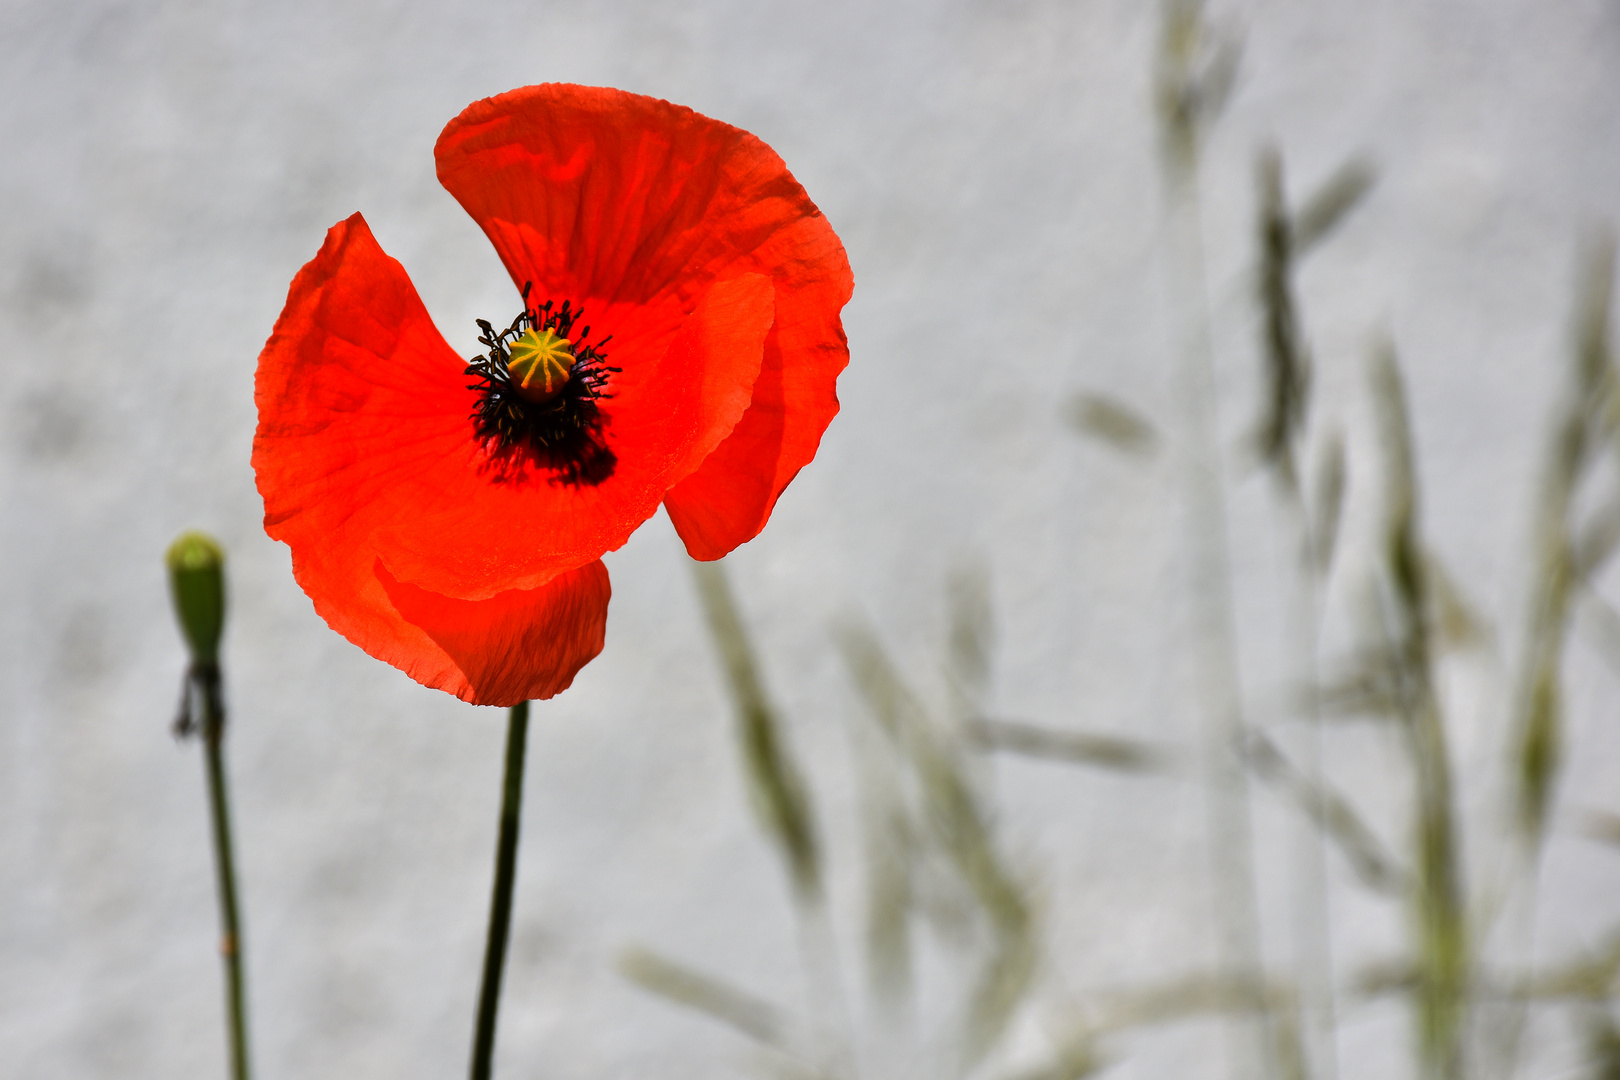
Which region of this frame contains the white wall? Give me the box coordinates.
[3,2,1619,1077]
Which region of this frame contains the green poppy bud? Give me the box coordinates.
[166,531,226,665]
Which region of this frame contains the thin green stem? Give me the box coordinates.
[470,700,531,1080]
[196,662,250,1080]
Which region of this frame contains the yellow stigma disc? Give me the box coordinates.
[506,326,576,404]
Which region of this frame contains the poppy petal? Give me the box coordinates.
[254,213,771,606]
[436,84,775,310]
[370,270,773,598]
[662,254,851,559]
[253,214,608,704]
[377,558,610,706]
[435,84,853,560]
[254,212,476,634]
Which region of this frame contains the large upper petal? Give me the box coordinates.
[435,84,853,561]
[253,213,769,603]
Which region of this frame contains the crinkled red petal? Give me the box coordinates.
[254,213,769,606]
[436,84,853,561]
[253,214,614,702]
[378,558,610,706]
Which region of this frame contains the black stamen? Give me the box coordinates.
[465,283,622,487]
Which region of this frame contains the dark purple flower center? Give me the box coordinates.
[466,283,620,486]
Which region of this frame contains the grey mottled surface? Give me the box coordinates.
[3,1,1620,1078]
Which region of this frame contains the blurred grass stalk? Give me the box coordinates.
[836,618,1036,1067]
[1369,347,1469,1080]
[1157,3,1276,1077]
[1511,232,1616,844]
[691,560,821,900]
[1253,143,1331,1080]
[618,945,792,1052]
[639,19,1620,1080]
[689,559,852,1077]
[1250,143,1375,1080]
[1491,231,1618,1080]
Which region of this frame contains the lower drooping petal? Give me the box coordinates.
[377,559,610,706]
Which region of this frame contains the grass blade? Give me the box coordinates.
[1064,393,1160,457]
[966,716,1174,774]
[619,946,791,1050]
[837,619,1037,1062]
[1310,429,1347,576]
[1293,158,1377,255]
[1511,232,1616,841]
[1255,146,1310,481]
[692,559,822,899]
[1369,344,1468,1080]
[1242,730,1407,896]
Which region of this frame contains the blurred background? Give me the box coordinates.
[4,1,1620,1078]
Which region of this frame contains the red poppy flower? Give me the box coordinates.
[252,85,853,707]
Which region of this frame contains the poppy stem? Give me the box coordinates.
[470,700,531,1080]
[196,662,252,1080]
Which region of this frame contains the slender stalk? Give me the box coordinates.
[470,700,531,1080]
[1371,348,1467,1080]
[689,561,854,1076]
[1491,234,1615,1080]
[1256,146,1342,1080]
[1157,4,1274,1077]
[1275,491,1341,1080]
[195,662,251,1080]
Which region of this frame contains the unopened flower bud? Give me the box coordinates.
[166,531,226,665]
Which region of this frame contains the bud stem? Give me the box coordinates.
[193,661,251,1080]
[470,700,531,1080]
